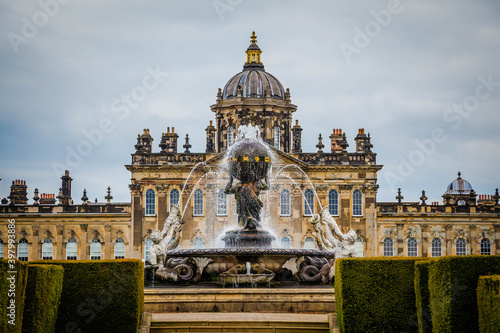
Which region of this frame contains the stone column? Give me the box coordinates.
[56,224,64,260]
[104,224,112,259]
[31,224,39,260]
[396,223,404,256]
[445,224,453,255]
[80,224,88,260]
[421,224,429,257]
[130,184,143,259]
[364,185,378,257]
[339,184,353,233]
[156,185,169,230]
[469,224,477,255]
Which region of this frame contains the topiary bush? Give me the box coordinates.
[335,257,423,333]
[477,275,500,333]
[33,259,144,333]
[414,260,435,333]
[22,264,64,333]
[0,259,28,333]
[428,255,500,333]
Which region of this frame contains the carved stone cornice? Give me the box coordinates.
[314,184,329,193]
[444,224,453,231]
[155,184,170,193]
[129,184,143,195]
[362,184,379,195]
[338,184,353,191]
[80,224,88,232]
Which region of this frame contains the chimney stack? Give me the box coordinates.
[292,120,303,153]
[159,126,179,153]
[330,129,343,153]
[8,180,28,204]
[135,128,154,153]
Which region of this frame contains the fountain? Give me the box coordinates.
[146,124,357,287]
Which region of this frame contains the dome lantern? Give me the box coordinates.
[245,31,263,67]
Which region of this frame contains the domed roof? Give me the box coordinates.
[222,68,285,100]
[445,172,473,195]
[221,32,285,100]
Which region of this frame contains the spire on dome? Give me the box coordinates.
[245,31,263,68]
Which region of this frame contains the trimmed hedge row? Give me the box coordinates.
[335,257,422,333]
[22,265,64,333]
[477,275,500,333]
[32,260,144,333]
[0,259,28,333]
[414,260,434,333]
[428,255,500,333]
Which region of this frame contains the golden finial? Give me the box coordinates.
[251,31,257,44]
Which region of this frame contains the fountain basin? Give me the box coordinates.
[218,273,275,287]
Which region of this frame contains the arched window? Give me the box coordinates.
[352,190,363,216]
[328,190,339,216]
[304,189,314,216]
[456,238,467,256]
[431,238,442,257]
[18,239,29,261]
[145,238,152,261]
[217,190,227,216]
[280,189,290,216]
[304,237,315,249]
[90,238,101,260]
[42,238,53,260]
[274,126,280,149]
[145,189,155,216]
[170,189,180,208]
[0,240,4,259]
[228,126,234,147]
[114,238,125,259]
[480,238,491,255]
[355,238,364,257]
[383,237,393,256]
[66,238,77,260]
[193,237,204,249]
[281,237,291,249]
[407,237,418,257]
[193,189,204,216]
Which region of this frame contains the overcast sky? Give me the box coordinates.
[1,0,499,204]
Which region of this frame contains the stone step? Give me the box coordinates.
[144,287,335,313]
[149,313,333,333]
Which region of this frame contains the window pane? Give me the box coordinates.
[431,238,442,257]
[217,190,227,216]
[42,238,53,260]
[456,238,466,256]
[145,238,152,261]
[328,190,339,216]
[193,237,204,249]
[90,238,101,260]
[170,189,180,208]
[480,239,491,255]
[355,238,364,257]
[281,237,291,249]
[383,238,393,256]
[66,238,77,260]
[352,190,362,216]
[274,126,280,149]
[407,237,418,257]
[193,189,204,216]
[114,238,125,259]
[304,237,315,249]
[228,126,234,147]
[304,190,314,216]
[145,189,156,216]
[0,240,3,259]
[280,190,290,216]
[18,239,29,261]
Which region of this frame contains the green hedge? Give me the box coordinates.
[414,260,434,333]
[429,255,500,333]
[22,265,64,333]
[335,257,422,333]
[477,275,500,333]
[0,259,28,333]
[33,259,144,333]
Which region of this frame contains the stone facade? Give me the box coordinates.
[0,33,499,261]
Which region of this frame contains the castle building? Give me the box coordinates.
[0,33,498,261]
